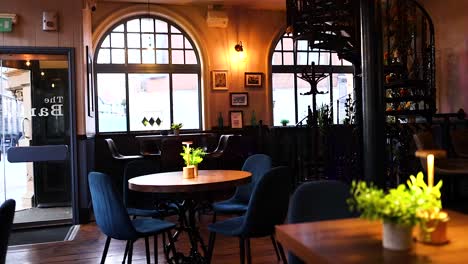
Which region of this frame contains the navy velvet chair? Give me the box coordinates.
[207,166,291,264]
[212,154,272,220]
[88,172,176,264]
[287,180,354,264]
[123,159,176,218]
[0,199,15,264]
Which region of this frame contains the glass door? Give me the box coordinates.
[0,52,75,227]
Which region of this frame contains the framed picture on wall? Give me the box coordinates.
[230,111,243,128]
[245,72,263,88]
[230,92,248,107]
[212,70,228,90]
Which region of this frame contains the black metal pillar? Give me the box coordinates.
[360,0,386,186]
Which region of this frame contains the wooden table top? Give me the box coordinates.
[275,210,468,264]
[128,169,251,193]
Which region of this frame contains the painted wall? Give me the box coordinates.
[92,3,286,128]
[0,0,91,136]
[421,0,468,113]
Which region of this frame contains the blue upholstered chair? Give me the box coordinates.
[88,172,176,264]
[207,166,291,264]
[0,199,15,264]
[123,159,176,218]
[212,154,272,220]
[287,180,354,264]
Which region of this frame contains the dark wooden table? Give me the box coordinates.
[275,210,468,264]
[129,170,251,263]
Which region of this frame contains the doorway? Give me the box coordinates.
[0,48,77,227]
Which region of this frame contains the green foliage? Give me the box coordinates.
[280,119,289,125]
[171,123,183,130]
[180,146,206,166]
[318,104,333,130]
[348,172,442,227]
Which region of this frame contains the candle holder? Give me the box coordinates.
[416,211,449,245]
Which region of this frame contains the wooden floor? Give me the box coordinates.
[6,214,282,264]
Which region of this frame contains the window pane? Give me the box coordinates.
[97,73,127,132]
[171,34,184,49]
[128,74,170,131]
[283,52,294,65]
[332,73,354,124]
[331,53,341,65]
[172,74,200,129]
[97,48,111,64]
[184,38,193,49]
[142,34,154,49]
[297,52,308,65]
[319,52,330,65]
[272,52,282,65]
[171,50,184,64]
[156,34,168,48]
[111,49,125,64]
[127,33,141,48]
[297,77,312,122]
[111,33,124,48]
[283,38,294,51]
[156,50,169,64]
[272,73,295,126]
[142,49,155,64]
[127,19,140,32]
[128,49,141,64]
[141,18,154,32]
[113,24,124,32]
[101,35,110,48]
[156,20,168,33]
[185,50,197,64]
[297,40,308,51]
[275,41,282,51]
[170,25,180,33]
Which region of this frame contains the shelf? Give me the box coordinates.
[385,96,432,103]
[384,79,427,89]
[385,109,434,117]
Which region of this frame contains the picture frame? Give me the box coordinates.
[245,72,263,88]
[86,45,95,117]
[230,92,249,107]
[212,70,228,90]
[230,111,244,129]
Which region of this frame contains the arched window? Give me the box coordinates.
[271,33,354,126]
[95,16,201,133]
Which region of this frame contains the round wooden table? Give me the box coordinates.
[128,170,252,193]
[128,169,252,264]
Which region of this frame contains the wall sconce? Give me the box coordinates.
[234,41,243,52]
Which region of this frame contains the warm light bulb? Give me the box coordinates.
[51,83,55,88]
[25,60,31,67]
[41,72,45,76]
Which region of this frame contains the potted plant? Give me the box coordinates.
[180,146,206,178]
[280,119,289,126]
[171,123,183,136]
[348,172,442,251]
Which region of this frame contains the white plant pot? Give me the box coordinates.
[382,221,413,250]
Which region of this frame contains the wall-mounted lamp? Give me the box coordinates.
[234,41,243,52]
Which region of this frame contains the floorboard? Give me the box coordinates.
[6,214,283,264]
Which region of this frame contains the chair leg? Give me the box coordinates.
[154,235,158,264]
[144,237,150,264]
[127,240,134,264]
[212,212,217,223]
[277,241,288,264]
[166,230,178,262]
[100,236,111,264]
[246,238,252,264]
[239,238,245,264]
[207,232,217,264]
[270,235,281,261]
[122,240,130,264]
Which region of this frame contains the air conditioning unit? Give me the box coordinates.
[206,9,228,28]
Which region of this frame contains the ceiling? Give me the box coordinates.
[99,0,286,11]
